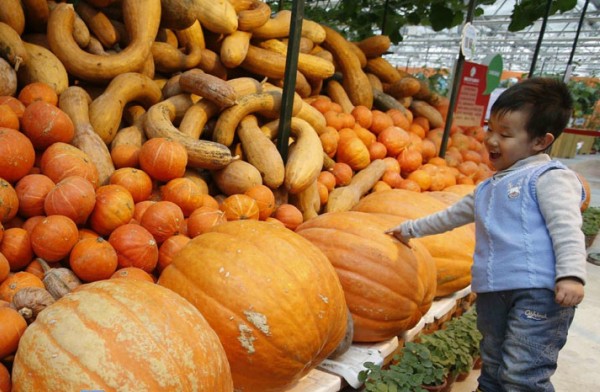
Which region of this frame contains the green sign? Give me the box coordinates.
[484,54,503,95]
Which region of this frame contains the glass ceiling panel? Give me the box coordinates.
[384,0,600,77]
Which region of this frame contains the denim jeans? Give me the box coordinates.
[475,289,575,392]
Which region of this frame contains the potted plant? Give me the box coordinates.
[420,321,475,390]
[359,341,447,392]
[583,207,600,248]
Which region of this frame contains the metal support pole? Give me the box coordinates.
[382,0,390,35]
[439,0,477,158]
[528,0,553,78]
[564,0,590,81]
[276,0,304,161]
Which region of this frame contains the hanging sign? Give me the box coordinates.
[484,54,503,94]
[461,23,478,60]
[454,61,491,127]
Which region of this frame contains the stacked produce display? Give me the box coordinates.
[0,0,536,390]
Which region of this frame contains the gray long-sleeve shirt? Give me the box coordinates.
[401,154,587,286]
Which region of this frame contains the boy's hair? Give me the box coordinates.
[491,77,573,140]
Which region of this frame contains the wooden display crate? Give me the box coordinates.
[550,128,599,159]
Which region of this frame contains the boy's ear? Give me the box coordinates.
[535,133,555,151]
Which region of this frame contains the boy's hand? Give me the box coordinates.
[555,278,584,306]
[384,225,411,247]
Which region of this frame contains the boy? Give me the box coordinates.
[386,77,587,391]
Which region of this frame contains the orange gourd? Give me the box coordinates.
[21,101,75,150]
[30,215,79,262]
[0,228,33,271]
[0,362,10,392]
[296,211,435,342]
[69,237,118,282]
[89,184,135,236]
[0,306,27,359]
[0,127,35,183]
[0,178,20,223]
[0,252,9,283]
[335,136,371,171]
[109,167,153,203]
[219,194,259,221]
[139,137,188,182]
[0,271,44,303]
[139,200,185,243]
[187,206,227,238]
[353,189,474,297]
[12,279,233,391]
[160,177,205,217]
[108,223,159,273]
[157,234,190,273]
[15,174,55,218]
[244,184,275,220]
[44,176,96,225]
[273,203,303,230]
[158,220,347,391]
[110,267,155,282]
[40,142,100,188]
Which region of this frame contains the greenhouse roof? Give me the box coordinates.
[385,0,600,78]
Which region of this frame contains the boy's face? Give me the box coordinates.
[485,110,552,171]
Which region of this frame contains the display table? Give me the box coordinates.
[550,128,598,158]
[289,286,474,391]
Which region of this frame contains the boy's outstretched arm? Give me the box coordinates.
[384,192,476,244]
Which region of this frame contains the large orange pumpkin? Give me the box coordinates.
[353,189,475,297]
[158,220,347,392]
[12,279,233,391]
[296,211,436,342]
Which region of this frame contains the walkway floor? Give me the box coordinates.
[454,153,600,392]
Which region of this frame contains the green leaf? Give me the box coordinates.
[429,3,455,31]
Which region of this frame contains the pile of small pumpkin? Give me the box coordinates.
[0,80,480,392]
[0,0,495,390]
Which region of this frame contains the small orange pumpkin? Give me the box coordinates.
[108,223,159,273]
[30,215,79,262]
[244,184,275,220]
[0,306,27,359]
[0,179,19,224]
[187,206,227,238]
[157,234,191,273]
[335,136,371,171]
[160,177,206,217]
[273,203,303,230]
[139,201,185,244]
[40,142,100,188]
[0,127,36,183]
[109,167,153,203]
[0,361,10,392]
[0,228,34,271]
[89,184,135,236]
[44,176,96,225]
[139,137,188,182]
[0,271,44,303]
[21,101,75,150]
[110,267,155,283]
[15,174,55,218]
[219,194,259,221]
[69,237,119,282]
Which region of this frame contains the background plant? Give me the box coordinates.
[359,307,481,390]
[582,207,600,237]
[266,0,578,43]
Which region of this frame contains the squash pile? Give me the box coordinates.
[0,0,498,390]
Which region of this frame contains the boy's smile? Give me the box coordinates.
[485,110,554,172]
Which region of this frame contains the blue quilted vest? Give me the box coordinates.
[472,161,571,293]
